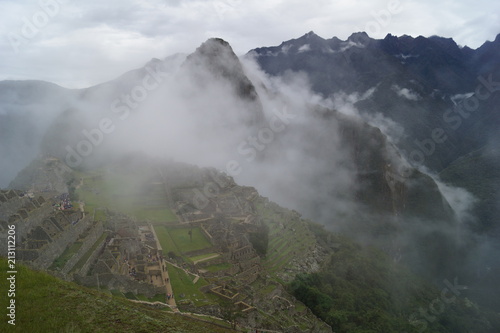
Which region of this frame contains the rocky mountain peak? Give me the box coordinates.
[346,31,371,46]
[183,37,256,98]
[182,38,265,126]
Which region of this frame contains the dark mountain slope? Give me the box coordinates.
[249,32,500,309]
[249,32,500,170]
[22,37,463,281]
[259,103,459,280]
[0,80,76,187]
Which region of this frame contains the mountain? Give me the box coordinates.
[249,32,500,308]
[1,35,500,330]
[248,32,500,169]
[0,36,479,279]
[182,38,265,126]
[0,80,76,187]
[25,37,463,280]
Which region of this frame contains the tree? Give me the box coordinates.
[220,300,243,329]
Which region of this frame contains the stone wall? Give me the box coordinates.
[200,223,214,245]
[62,221,104,274]
[235,264,261,285]
[75,272,166,298]
[238,256,260,271]
[0,196,54,257]
[0,193,26,220]
[78,236,107,277]
[231,245,255,261]
[184,246,218,258]
[16,202,55,241]
[31,214,93,270]
[197,256,226,268]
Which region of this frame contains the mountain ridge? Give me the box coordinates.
[1,33,499,326]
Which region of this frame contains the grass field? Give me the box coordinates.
[168,227,212,253]
[154,226,212,256]
[189,253,220,263]
[154,225,177,254]
[94,209,106,221]
[0,258,233,333]
[204,263,231,272]
[166,263,218,307]
[76,171,177,223]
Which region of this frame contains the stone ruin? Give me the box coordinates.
[161,167,266,309]
[75,215,167,298]
[0,189,102,272]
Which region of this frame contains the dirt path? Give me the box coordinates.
[75,177,84,190]
[79,201,85,218]
[161,258,179,311]
[192,253,220,265]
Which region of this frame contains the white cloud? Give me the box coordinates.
[0,0,498,88]
[392,84,420,101]
[297,44,311,53]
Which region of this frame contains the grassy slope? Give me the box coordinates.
[14,160,498,332]
[0,258,234,333]
[253,197,500,332]
[166,263,219,307]
[154,225,212,256]
[289,223,500,333]
[75,171,177,223]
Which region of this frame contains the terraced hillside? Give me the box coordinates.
[3,156,500,332]
[2,157,332,332]
[0,257,235,333]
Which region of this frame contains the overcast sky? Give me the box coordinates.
[1,0,499,88]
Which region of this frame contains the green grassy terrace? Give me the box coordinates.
[154,225,212,256]
[166,263,219,307]
[0,257,234,333]
[74,170,177,223]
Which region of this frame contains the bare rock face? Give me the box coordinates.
[9,156,72,193]
[181,38,266,127]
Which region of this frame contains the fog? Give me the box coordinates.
[1,37,497,308]
[0,80,75,187]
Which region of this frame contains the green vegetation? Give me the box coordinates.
[168,227,212,253]
[166,263,218,307]
[70,232,108,274]
[49,241,83,270]
[75,171,177,223]
[14,159,500,332]
[154,226,212,256]
[110,289,125,298]
[440,146,500,233]
[124,291,137,300]
[248,225,269,257]
[94,209,107,221]
[255,200,315,274]
[0,258,235,333]
[153,225,177,254]
[189,253,219,263]
[133,208,177,222]
[123,291,164,303]
[288,231,500,333]
[204,263,231,272]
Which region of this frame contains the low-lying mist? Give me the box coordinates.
[2,38,498,309]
